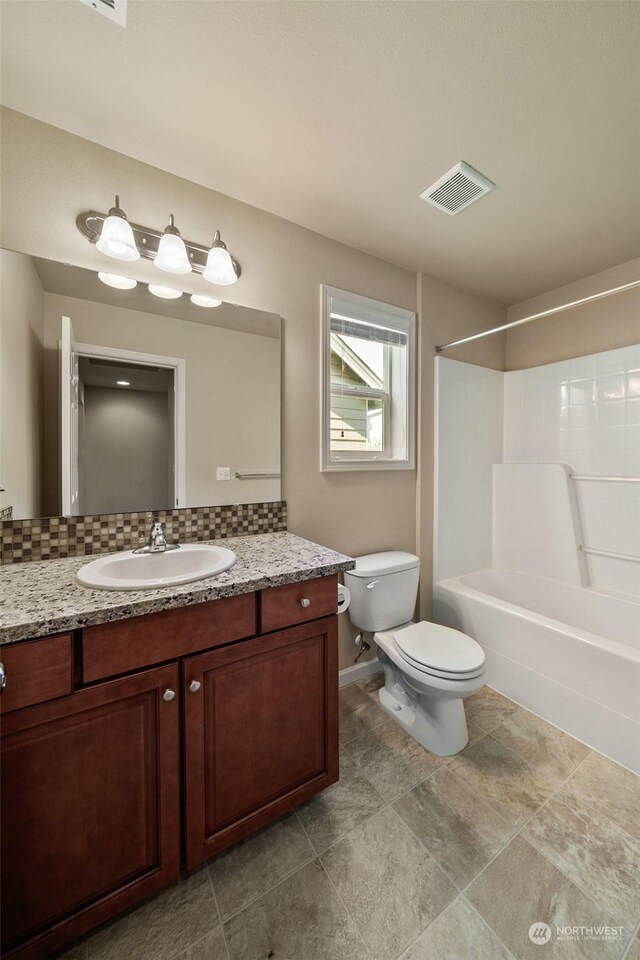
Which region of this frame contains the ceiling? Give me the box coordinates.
[78,355,173,394]
[1,1,639,305]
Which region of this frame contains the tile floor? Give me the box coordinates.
[59,677,640,960]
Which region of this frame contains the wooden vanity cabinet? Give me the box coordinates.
[0,576,340,959]
[183,615,338,867]
[1,663,180,960]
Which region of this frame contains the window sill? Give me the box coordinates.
[321,458,415,473]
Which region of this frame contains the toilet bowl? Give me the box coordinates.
[345,552,486,756]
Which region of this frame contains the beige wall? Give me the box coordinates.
[417,273,506,616]
[0,107,514,667]
[0,248,44,518]
[0,107,520,670]
[42,293,281,516]
[1,109,422,668]
[506,258,640,370]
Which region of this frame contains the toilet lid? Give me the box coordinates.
[393,622,485,674]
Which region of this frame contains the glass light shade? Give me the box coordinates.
[155,231,192,274]
[116,380,130,386]
[148,283,182,300]
[203,245,237,285]
[98,272,137,290]
[96,214,140,261]
[191,294,222,308]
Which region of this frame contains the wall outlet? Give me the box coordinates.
[216,467,231,481]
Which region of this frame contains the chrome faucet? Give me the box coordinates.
[133,518,180,554]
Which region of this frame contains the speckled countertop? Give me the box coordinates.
[0,532,355,645]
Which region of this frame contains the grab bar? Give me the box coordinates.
[234,472,280,480]
[571,475,640,483]
[581,547,640,564]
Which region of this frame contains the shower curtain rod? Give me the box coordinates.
[434,279,640,353]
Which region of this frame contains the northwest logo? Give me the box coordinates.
[529,923,552,944]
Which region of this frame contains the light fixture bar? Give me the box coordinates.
[434,279,640,353]
[77,210,241,280]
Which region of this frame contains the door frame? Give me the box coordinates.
[60,316,81,517]
[74,342,187,509]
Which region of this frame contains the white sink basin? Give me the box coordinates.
[76,544,236,591]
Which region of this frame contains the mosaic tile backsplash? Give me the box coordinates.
[1,501,287,564]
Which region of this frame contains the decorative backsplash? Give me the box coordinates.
[1,501,287,565]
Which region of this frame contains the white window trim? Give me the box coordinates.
[321,285,416,472]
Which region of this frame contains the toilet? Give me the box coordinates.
[345,551,486,756]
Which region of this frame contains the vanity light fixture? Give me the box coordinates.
[203,231,238,286]
[78,202,242,284]
[95,196,140,262]
[155,214,192,275]
[98,272,137,290]
[190,294,222,308]
[116,380,130,386]
[148,283,183,300]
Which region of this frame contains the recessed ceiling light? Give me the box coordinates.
[98,272,137,290]
[116,380,130,386]
[148,283,182,300]
[191,294,222,308]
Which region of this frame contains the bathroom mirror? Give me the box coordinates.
[0,249,281,520]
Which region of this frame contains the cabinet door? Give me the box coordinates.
[184,616,338,867]
[1,664,180,960]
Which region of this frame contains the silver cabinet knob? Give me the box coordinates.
[189,680,201,694]
[300,598,311,608]
[163,688,176,702]
[0,662,5,692]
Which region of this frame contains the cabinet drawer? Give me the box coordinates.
[0,634,73,715]
[82,593,257,681]
[260,575,338,633]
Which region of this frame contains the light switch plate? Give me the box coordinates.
[216,467,231,481]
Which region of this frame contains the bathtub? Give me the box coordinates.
[433,568,640,774]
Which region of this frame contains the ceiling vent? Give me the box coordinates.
[420,161,494,215]
[79,0,127,27]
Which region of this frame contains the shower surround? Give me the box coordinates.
[433,347,640,773]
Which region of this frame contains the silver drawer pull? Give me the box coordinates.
[0,662,5,692]
[300,598,311,608]
[163,688,176,702]
[189,680,201,694]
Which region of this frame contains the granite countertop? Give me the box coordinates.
[0,532,355,645]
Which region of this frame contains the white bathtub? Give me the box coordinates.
[433,568,640,774]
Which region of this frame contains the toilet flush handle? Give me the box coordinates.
[366,580,381,590]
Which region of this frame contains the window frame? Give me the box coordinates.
[321,285,416,472]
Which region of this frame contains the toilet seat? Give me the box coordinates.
[392,622,485,680]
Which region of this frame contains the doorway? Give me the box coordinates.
[79,357,175,515]
[60,317,186,516]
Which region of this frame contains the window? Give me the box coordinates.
[321,285,415,471]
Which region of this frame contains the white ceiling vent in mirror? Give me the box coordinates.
[420,161,495,215]
[79,0,127,28]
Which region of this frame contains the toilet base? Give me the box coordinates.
[378,667,469,756]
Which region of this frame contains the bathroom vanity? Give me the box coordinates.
[0,532,353,960]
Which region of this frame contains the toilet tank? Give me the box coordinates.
[344,552,420,632]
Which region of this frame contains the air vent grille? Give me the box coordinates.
[79,0,127,27]
[421,161,494,215]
